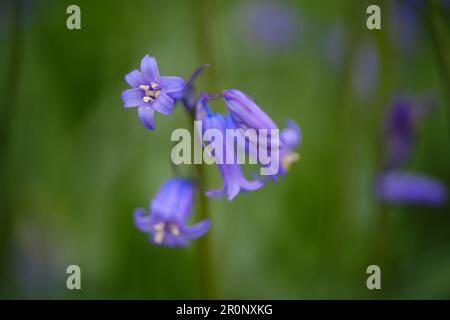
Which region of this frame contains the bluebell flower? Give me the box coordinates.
[121,55,185,130]
[223,89,301,177]
[377,171,447,206]
[197,101,264,201]
[133,178,210,247]
[223,89,277,130]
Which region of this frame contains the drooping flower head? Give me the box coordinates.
[197,98,264,201]
[377,171,447,206]
[133,178,210,247]
[223,89,277,131]
[121,55,184,130]
[223,89,301,177]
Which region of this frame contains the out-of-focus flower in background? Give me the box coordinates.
[377,94,447,206]
[134,178,210,247]
[236,0,302,53]
[377,171,448,206]
[121,55,184,130]
[11,219,63,298]
[321,23,346,71]
[382,95,434,169]
[351,41,379,100]
[388,0,423,54]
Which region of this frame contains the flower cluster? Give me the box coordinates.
[121,55,302,247]
[377,95,447,206]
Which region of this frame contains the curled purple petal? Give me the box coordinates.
[133,208,152,232]
[183,220,211,240]
[281,119,302,149]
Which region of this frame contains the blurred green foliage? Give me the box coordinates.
[0,0,449,299]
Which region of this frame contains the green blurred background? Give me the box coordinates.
[0,0,449,299]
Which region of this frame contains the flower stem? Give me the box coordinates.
[0,0,22,294]
[428,0,450,137]
[189,110,216,299]
[188,0,221,299]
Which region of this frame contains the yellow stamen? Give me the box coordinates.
[169,224,180,236]
[140,82,160,103]
[153,222,165,244]
[154,230,164,244]
[153,222,165,231]
[282,152,300,170]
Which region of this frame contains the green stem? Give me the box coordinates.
[188,0,222,299]
[0,0,22,296]
[188,110,216,299]
[428,0,450,137]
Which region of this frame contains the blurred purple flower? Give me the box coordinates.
[238,1,301,52]
[384,98,415,168]
[388,0,423,53]
[377,93,447,207]
[383,95,434,169]
[377,171,447,206]
[198,103,264,201]
[134,178,210,247]
[121,55,184,130]
[321,23,346,70]
[351,42,379,100]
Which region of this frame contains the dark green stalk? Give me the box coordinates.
[188,110,216,299]
[0,0,22,297]
[428,0,450,136]
[188,0,222,299]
